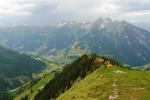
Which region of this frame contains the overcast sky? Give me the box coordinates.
[0,0,150,26]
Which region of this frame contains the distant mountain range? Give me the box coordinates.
[0,18,150,66]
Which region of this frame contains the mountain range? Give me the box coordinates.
[0,18,150,66]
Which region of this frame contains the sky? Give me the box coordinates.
[0,0,150,27]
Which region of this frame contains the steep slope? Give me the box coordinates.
[14,74,54,100]
[35,54,120,100]
[57,65,150,100]
[0,46,46,91]
[13,63,62,100]
[0,18,150,66]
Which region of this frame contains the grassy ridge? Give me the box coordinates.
[57,66,150,100]
[35,54,121,100]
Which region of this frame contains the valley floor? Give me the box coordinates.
[57,66,150,100]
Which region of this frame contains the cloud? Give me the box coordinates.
[116,0,150,12]
[0,0,33,15]
[0,0,150,26]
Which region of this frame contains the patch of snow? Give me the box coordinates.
[98,23,105,30]
[58,22,67,27]
[114,70,126,74]
[100,24,105,28]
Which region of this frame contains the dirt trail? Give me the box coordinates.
[108,80,119,100]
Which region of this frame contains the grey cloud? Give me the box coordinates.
[116,0,150,12]
[0,0,150,26]
[30,3,58,15]
[121,5,150,13]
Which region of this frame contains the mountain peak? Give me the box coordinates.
[94,17,115,24]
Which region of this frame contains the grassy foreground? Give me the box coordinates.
[57,66,150,100]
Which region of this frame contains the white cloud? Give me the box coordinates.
[92,3,119,13]
[0,0,34,15]
[126,10,150,17]
[0,0,150,26]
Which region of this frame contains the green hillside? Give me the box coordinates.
[35,54,120,100]
[57,66,150,100]
[0,46,46,92]
[14,74,53,100]
[13,63,62,100]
